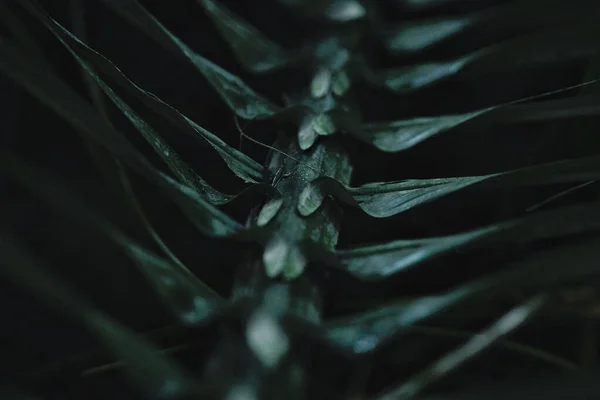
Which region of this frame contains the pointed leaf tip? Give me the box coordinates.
[198,0,293,73]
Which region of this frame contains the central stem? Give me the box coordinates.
[201,134,352,399]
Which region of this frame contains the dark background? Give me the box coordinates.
[2,0,600,398]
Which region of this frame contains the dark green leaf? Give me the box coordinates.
[371,25,600,93]
[304,154,600,218]
[0,232,197,398]
[0,36,243,237]
[327,237,600,354]
[0,1,49,67]
[198,0,294,73]
[0,153,224,325]
[338,202,600,280]
[277,0,366,22]
[97,0,281,119]
[358,93,600,152]
[23,0,263,184]
[0,388,40,400]
[376,295,546,400]
[382,0,598,55]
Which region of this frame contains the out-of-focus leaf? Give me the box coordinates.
[47,21,232,204]
[337,202,600,280]
[370,25,600,93]
[0,36,243,237]
[23,0,263,184]
[376,295,546,400]
[327,237,600,354]
[277,0,366,22]
[0,1,50,67]
[301,154,600,218]
[198,0,295,73]
[0,232,197,398]
[70,0,208,273]
[0,153,225,325]
[97,0,281,119]
[0,388,40,400]
[403,0,475,10]
[382,0,599,55]
[358,92,600,152]
[383,15,473,54]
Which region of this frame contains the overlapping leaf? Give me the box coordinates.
[0,232,197,398]
[0,35,243,237]
[23,0,263,184]
[298,154,600,218]
[376,295,546,400]
[327,237,600,354]
[337,202,600,280]
[277,0,366,22]
[198,0,295,73]
[357,90,600,152]
[370,24,600,93]
[382,0,599,55]
[97,0,281,119]
[0,153,225,325]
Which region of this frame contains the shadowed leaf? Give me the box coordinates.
[24,0,263,184]
[198,0,295,73]
[370,25,600,93]
[337,202,600,280]
[357,92,600,152]
[97,0,281,119]
[0,153,225,325]
[0,36,243,237]
[302,154,600,218]
[382,0,599,55]
[0,232,197,398]
[277,0,366,22]
[376,295,546,400]
[327,237,600,353]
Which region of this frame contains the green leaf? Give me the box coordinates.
[376,295,546,400]
[198,0,294,73]
[97,0,281,119]
[358,92,600,152]
[257,197,284,227]
[382,0,597,55]
[23,0,263,184]
[303,154,600,218]
[358,109,489,152]
[0,36,242,237]
[0,153,225,325]
[372,25,600,93]
[327,237,600,354]
[382,15,473,54]
[338,202,600,280]
[277,0,366,22]
[0,232,197,398]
